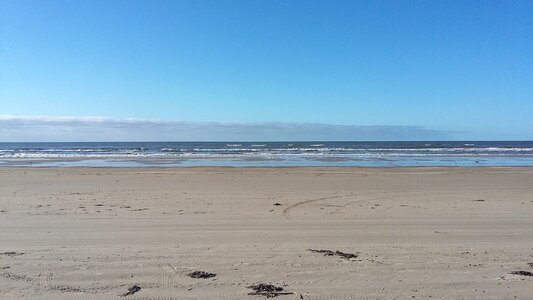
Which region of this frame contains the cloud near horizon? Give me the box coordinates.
[0,115,452,142]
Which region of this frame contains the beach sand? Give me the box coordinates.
[1,167,532,299]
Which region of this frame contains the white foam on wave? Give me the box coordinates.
[2,145,533,160]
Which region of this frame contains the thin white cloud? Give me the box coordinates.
[0,115,451,142]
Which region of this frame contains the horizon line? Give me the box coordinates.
[1,140,532,143]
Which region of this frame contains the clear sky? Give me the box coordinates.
[1,0,532,141]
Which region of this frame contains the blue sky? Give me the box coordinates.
[1,0,532,141]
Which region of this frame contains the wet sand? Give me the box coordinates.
[1,167,533,299]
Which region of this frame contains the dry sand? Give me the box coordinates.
[1,167,532,299]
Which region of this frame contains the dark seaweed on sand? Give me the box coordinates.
[188,271,216,279]
[121,285,141,296]
[307,249,358,260]
[247,283,293,298]
[0,251,24,257]
[510,270,533,277]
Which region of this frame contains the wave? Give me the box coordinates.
[2,142,533,160]
[3,151,533,159]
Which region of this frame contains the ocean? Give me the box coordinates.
[1,141,533,167]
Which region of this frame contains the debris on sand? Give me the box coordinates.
[247,283,293,298]
[0,252,24,257]
[121,285,141,296]
[273,203,282,206]
[472,199,485,202]
[510,271,533,277]
[188,271,216,279]
[527,262,533,268]
[307,249,358,260]
[0,271,34,282]
[51,285,87,293]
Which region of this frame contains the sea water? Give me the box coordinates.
[1,141,533,167]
